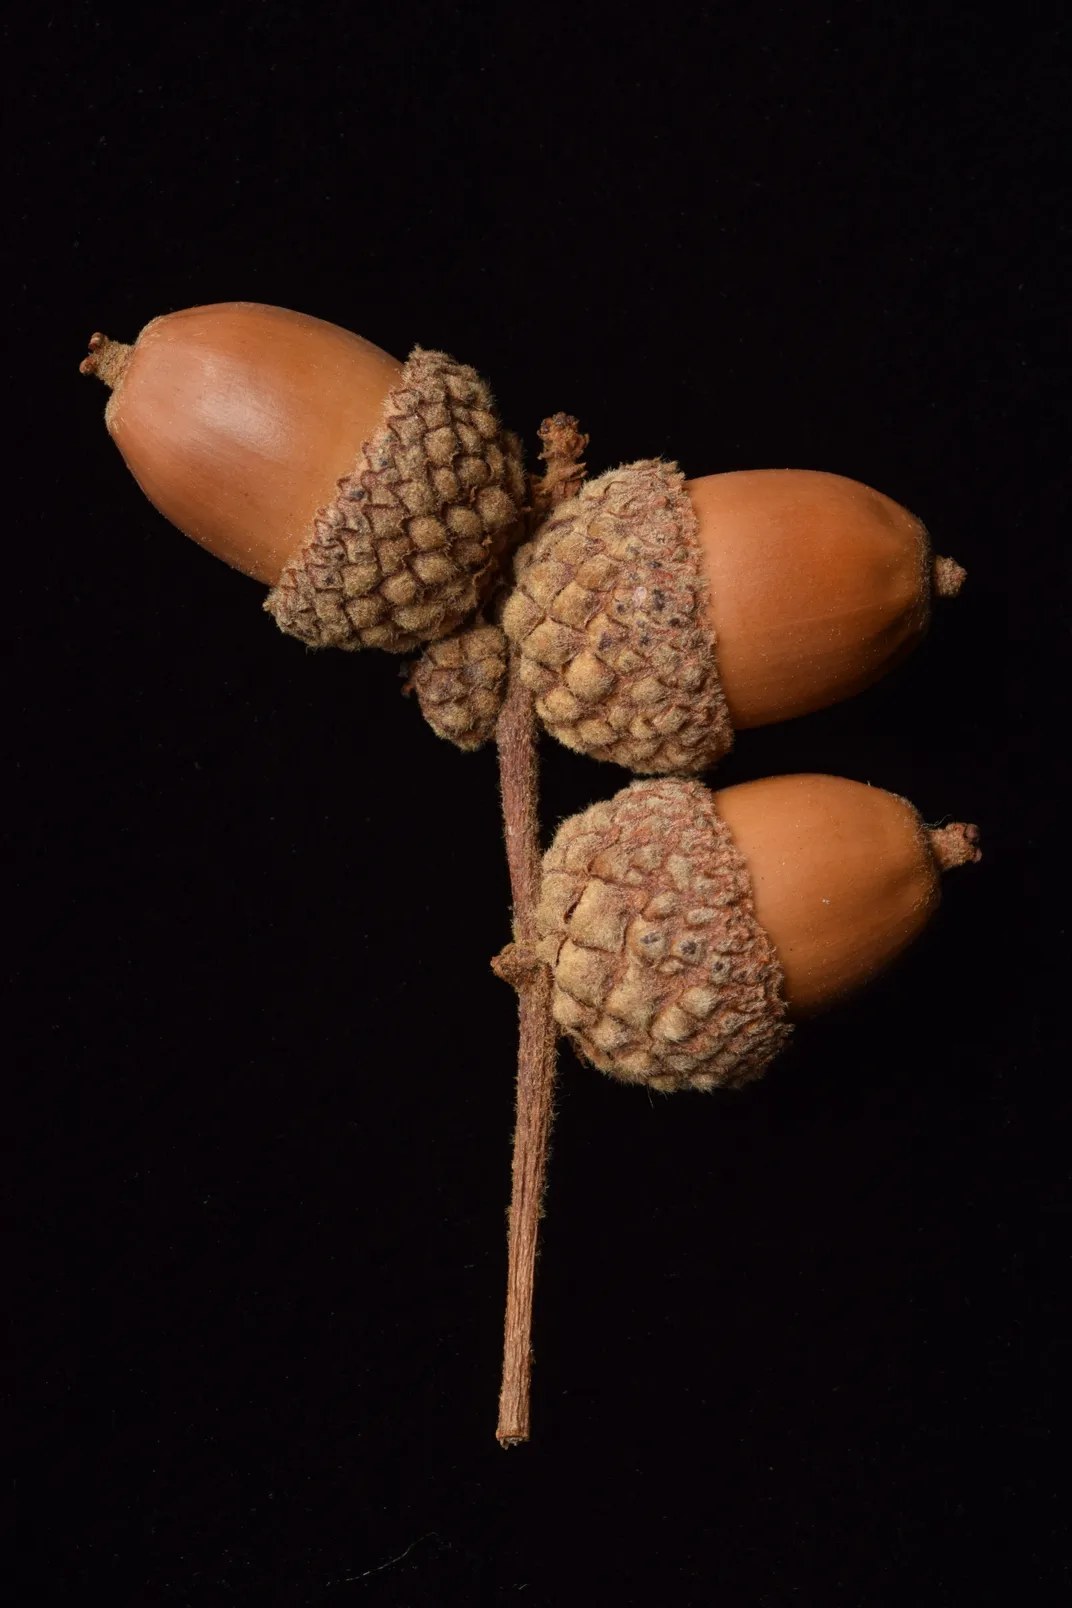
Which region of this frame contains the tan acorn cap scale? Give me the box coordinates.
[81,303,526,653]
[503,461,966,773]
[537,773,980,1091]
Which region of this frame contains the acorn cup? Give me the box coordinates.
[503,459,966,773]
[404,618,509,751]
[537,773,981,1091]
[80,303,527,654]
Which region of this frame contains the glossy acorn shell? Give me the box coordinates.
[96,302,402,583]
[690,469,933,730]
[713,772,945,1015]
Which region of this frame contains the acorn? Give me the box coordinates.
[536,773,980,1091]
[80,303,526,653]
[503,460,967,774]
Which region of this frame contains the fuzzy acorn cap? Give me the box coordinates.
[502,460,733,774]
[536,778,791,1092]
[407,620,508,751]
[265,348,526,653]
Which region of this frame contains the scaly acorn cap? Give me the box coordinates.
[265,347,526,653]
[406,619,509,751]
[536,778,792,1092]
[407,413,594,751]
[502,460,733,773]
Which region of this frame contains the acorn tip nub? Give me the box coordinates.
[928,821,982,870]
[79,332,132,389]
[933,555,967,598]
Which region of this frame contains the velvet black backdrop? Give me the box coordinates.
[11,6,1067,1604]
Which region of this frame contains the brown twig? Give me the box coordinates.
[493,661,557,1446]
[493,416,588,1447]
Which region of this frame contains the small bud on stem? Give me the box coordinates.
[530,413,589,518]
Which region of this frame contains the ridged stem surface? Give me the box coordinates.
[493,663,557,1446]
[493,418,588,1446]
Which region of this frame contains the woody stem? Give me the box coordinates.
[493,416,588,1447]
[494,660,557,1446]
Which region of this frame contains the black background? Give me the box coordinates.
[11,5,1068,1604]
